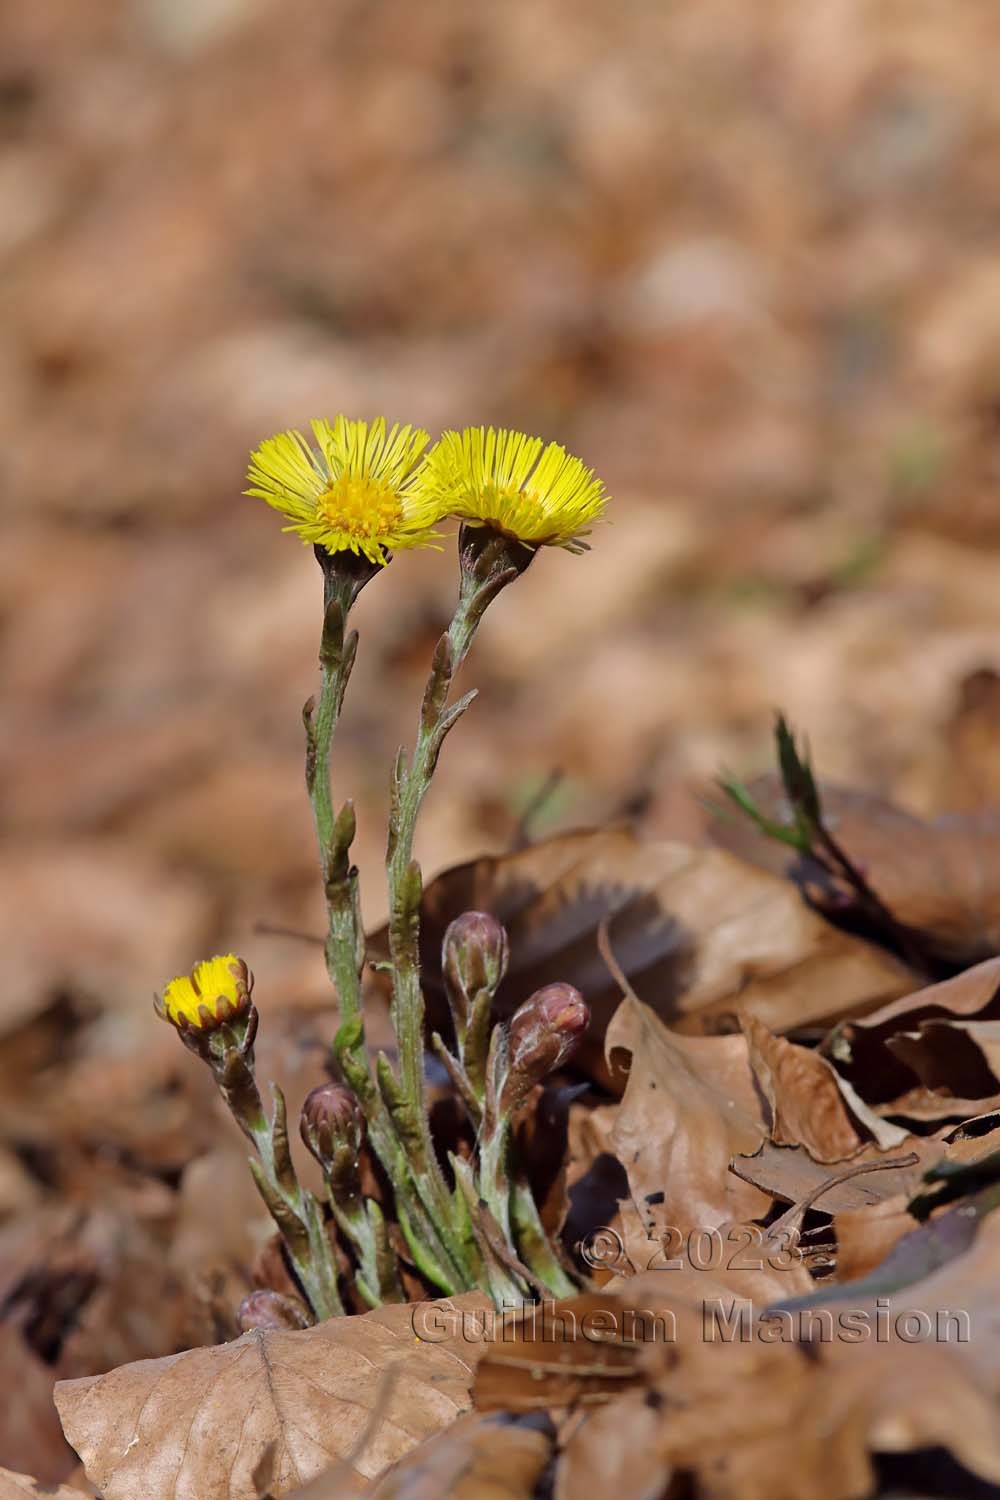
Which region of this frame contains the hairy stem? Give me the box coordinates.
[384,550,521,1283]
[245,1086,345,1322]
[305,552,470,1294]
[208,1019,345,1321]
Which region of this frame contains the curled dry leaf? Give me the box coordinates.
[280,1413,552,1500]
[367,1411,552,1500]
[731,1138,943,1212]
[832,1196,919,1282]
[554,1393,667,1500]
[776,1197,1000,1389]
[944,1116,1000,1163]
[829,956,1000,1110]
[370,828,913,1081]
[742,1014,911,1162]
[742,1014,867,1163]
[55,1294,490,1500]
[478,1237,1000,1500]
[714,777,1000,965]
[605,991,770,1239]
[0,1322,77,1484]
[644,1335,1000,1500]
[0,1466,85,1499]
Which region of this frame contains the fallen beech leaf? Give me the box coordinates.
[829,956,1000,1108]
[742,1014,865,1162]
[474,1281,693,1413]
[648,1335,1000,1500]
[0,1467,84,1499]
[0,1323,76,1484]
[605,992,770,1238]
[878,1088,1000,1124]
[943,1116,1000,1163]
[731,1139,942,1211]
[371,828,913,1080]
[775,1197,1000,1391]
[481,1261,1000,1500]
[772,1180,1000,1314]
[763,1153,919,1264]
[828,1075,909,1149]
[555,1392,667,1500]
[712,778,1000,965]
[280,1413,552,1500]
[55,1294,490,1500]
[368,1411,552,1499]
[832,1196,918,1282]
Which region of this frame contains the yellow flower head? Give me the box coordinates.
[420,427,608,553]
[245,416,440,565]
[159,954,251,1030]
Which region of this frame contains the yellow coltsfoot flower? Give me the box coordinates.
[245,416,440,566]
[158,954,252,1030]
[420,426,608,553]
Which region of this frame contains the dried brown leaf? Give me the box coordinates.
[731,1138,943,1212]
[474,1282,689,1414]
[55,1294,490,1500]
[831,955,1000,1109]
[480,1248,1000,1500]
[0,1467,85,1500]
[832,1196,918,1282]
[742,1014,866,1162]
[0,1323,76,1484]
[373,828,913,1082]
[554,1393,667,1500]
[647,1336,1000,1500]
[715,778,1000,964]
[605,991,769,1237]
[368,1412,552,1499]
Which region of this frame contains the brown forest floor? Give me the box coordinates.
[3,0,1000,1489]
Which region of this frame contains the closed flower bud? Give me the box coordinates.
[501,983,589,1114]
[300,1083,365,1199]
[238,1289,312,1332]
[157,954,252,1031]
[442,910,509,1039]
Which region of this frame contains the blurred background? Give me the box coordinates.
[2,0,1000,1475]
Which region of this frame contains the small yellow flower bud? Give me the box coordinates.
[157,954,252,1030]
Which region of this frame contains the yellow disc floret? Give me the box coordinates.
[419,426,608,553]
[160,954,251,1030]
[245,416,441,565]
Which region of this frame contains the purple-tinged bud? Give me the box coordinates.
[442,910,509,1041]
[238,1289,312,1332]
[299,1083,366,1200]
[501,983,589,1114]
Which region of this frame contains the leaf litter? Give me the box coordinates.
[10,5,1000,1493]
[0,807,992,1497]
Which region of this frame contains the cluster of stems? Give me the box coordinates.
[168,1001,347,1320]
[176,524,592,1322]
